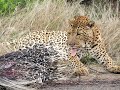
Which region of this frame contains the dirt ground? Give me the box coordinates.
[0,65,120,90]
[41,73,120,90]
[0,75,120,90]
[41,84,120,90]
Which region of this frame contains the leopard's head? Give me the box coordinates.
[67,16,95,56]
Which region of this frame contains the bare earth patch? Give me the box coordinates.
[41,66,120,90]
[2,65,120,90]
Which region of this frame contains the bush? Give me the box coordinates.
[0,0,35,16]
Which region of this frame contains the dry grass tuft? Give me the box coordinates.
[0,0,120,90]
[0,0,120,61]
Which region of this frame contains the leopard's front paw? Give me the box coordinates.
[73,67,89,76]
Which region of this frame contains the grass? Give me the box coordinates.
[0,0,120,60]
[0,0,27,16]
[0,0,120,89]
[0,0,43,16]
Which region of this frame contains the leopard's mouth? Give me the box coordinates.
[70,47,78,56]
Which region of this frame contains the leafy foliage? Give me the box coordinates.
[0,0,35,16]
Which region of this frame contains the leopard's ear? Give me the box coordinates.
[87,20,95,28]
[68,19,71,24]
[74,15,79,19]
[68,19,74,27]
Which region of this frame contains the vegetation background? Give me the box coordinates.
[0,0,120,90]
[0,0,120,63]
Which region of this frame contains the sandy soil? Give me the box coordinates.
[0,65,120,90]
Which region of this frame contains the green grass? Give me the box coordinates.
[0,0,63,16]
[0,0,38,16]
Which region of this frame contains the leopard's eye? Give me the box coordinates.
[68,32,71,35]
[71,24,73,27]
[77,32,80,35]
[77,26,80,29]
[87,20,95,28]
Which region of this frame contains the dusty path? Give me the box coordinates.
[0,74,120,90]
[40,73,120,90]
[41,84,120,90]
[0,66,120,90]
[1,81,120,90]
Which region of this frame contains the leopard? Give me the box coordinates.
[67,15,120,74]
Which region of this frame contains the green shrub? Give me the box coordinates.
[0,0,35,16]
